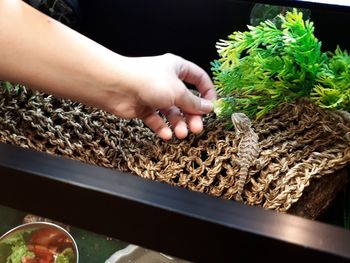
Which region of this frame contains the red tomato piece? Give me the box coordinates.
[27,244,55,263]
[30,227,67,247]
[22,256,38,263]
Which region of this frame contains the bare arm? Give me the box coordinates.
[0,0,216,140]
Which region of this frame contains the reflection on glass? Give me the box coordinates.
[250,3,311,26]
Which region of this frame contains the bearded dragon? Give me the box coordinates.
[230,112,260,201]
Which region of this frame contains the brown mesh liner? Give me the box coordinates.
[0,88,349,212]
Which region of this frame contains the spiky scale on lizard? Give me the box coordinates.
[229,112,260,201]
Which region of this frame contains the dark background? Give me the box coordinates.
[75,0,350,75]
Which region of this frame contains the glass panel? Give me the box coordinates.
[1,1,350,261]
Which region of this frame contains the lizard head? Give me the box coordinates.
[231,112,252,134]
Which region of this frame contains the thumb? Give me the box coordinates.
[175,85,213,114]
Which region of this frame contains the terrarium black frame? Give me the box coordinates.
[1,0,350,262]
[241,0,350,9]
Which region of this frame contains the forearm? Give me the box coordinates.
[0,0,126,110]
[0,0,216,140]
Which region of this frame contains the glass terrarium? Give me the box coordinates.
[1,0,350,262]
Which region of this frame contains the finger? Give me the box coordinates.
[174,82,213,115]
[162,106,188,139]
[177,59,217,100]
[142,111,172,140]
[184,113,203,134]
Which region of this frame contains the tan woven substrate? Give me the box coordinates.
[0,87,350,212]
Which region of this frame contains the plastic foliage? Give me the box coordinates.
[0,81,21,94]
[312,47,350,111]
[211,8,350,120]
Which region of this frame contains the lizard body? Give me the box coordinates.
[230,113,260,200]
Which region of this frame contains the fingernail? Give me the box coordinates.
[159,127,173,141]
[207,89,218,100]
[200,99,213,113]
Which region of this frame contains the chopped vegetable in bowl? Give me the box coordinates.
[0,222,78,263]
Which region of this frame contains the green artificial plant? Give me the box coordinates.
[313,47,350,111]
[212,9,350,120]
[0,81,21,94]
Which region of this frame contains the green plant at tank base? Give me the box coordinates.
[212,9,350,121]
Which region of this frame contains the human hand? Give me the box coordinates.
[0,1,215,140]
[103,53,217,140]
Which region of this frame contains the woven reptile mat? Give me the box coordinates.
[0,87,350,213]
